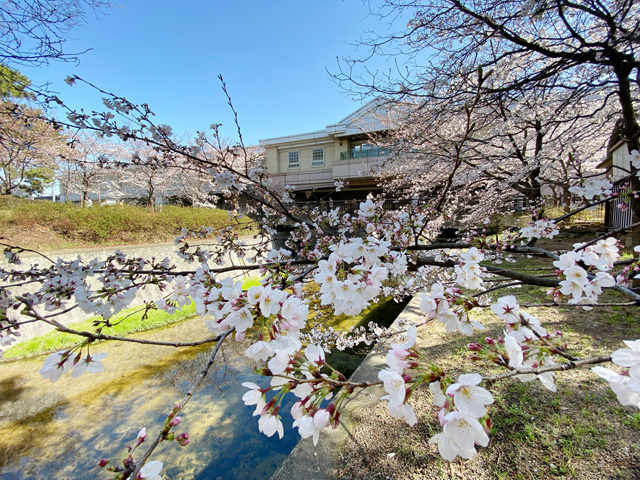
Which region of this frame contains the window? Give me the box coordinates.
[288,151,299,169]
[312,148,324,167]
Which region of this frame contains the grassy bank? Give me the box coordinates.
[2,276,263,361]
[2,302,198,361]
[0,196,255,250]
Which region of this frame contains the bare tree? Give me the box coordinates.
[0,0,111,67]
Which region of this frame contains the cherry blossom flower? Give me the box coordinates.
[386,325,417,372]
[592,366,640,408]
[446,373,494,418]
[226,307,254,336]
[71,352,107,378]
[139,460,163,480]
[611,340,640,379]
[293,409,331,445]
[378,368,406,406]
[304,344,325,367]
[358,198,376,218]
[386,399,418,426]
[242,382,266,416]
[246,285,265,305]
[491,296,520,325]
[267,335,302,375]
[553,251,580,271]
[504,334,524,368]
[39,351,75,382]
[259,287,284,317]
[245,341,274,362]
[429,381,447,408]
[258,412,284,439]
[429,411,490,461]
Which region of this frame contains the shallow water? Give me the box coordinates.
[0,296,410,480]
[0,318,300,480]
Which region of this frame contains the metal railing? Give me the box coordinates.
[294,198,428,215]
[605,180,634,229]
[339,147,390,160]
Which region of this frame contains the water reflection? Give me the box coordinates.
[0,323,300,480]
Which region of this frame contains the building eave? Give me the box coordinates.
[259,129,330,147]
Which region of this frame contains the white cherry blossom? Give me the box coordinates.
[429,411,489,461]
[446,373,494,418]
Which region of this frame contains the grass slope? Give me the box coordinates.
[0,196,254,250]
[3,302,197,361]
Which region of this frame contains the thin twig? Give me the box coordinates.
[484,355,612,384]
[127,328,234,479]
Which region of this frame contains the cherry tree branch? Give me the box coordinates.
[484,355,613,384]
[126,328,234,479]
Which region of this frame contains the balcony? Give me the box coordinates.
[340,146,390,160]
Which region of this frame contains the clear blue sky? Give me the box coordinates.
[20,1,403,146]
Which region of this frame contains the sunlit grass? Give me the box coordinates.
[2,302,197,361]
[0,195,255,249]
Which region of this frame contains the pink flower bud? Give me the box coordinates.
[176,432,190,446]
[136,427,146,446]
[438,407,447,427]
[97,458,109,468]
[168,416,182,427]
[467,342,483,352]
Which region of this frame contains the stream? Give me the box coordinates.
[0,243,410,479]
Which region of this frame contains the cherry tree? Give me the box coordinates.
[0,71,638,479]
[334,0,639,220]
[57,130,127,205]
[0,101,65,195]
[374,78,616,222]
[1,2,640,479]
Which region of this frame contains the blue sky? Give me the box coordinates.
[20,1,403,146]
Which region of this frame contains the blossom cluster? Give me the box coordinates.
[593,339,640,408]
[568,178,613,201]
[314,237,405,316]
[242,341,344,444]
[40,349,107,382]
[377,325,421,425]
[454,247,485,290]
[428,374,493,461]
[489,296,559,391]
[550,239,618,307]
[419,282,484,335]
[519,218,559,240]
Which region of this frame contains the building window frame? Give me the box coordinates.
[288,151,300,169]
[311,147,324,168]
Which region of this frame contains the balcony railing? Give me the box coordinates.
[340,147,390,160]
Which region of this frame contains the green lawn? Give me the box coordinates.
[3,302,197,361]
